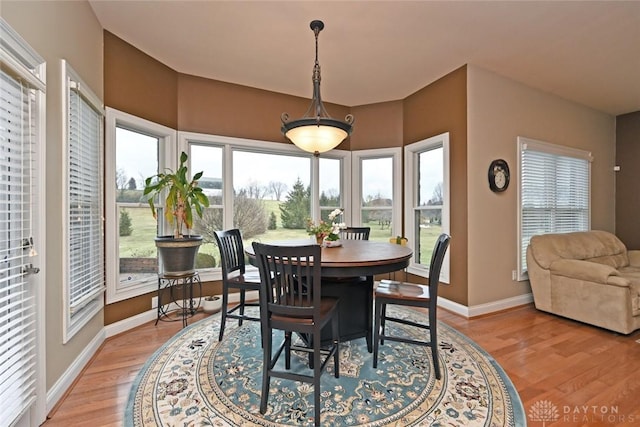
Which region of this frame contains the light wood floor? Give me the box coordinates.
[43,304,640,426]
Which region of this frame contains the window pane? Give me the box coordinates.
[416,147,443,266]
[415,208,443,265]
[418,148,443,206]
[115,127,159,286]
[191,145,223,269]
[233,151,311,243]
[319,157,341,222]
[361,157,393,241]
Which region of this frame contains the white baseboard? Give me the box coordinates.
[438,293,533,318]
[46,328,106,415]
[105,309,158,338]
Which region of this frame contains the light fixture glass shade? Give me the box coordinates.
[281,20,354,156]
[284,123,348,155]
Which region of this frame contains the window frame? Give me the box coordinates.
[61,59,105,342]
[404,132,450,282]
[516,136,592,280]
[105,107,176,304]
[178,131,351,281]
[351,147,402,237]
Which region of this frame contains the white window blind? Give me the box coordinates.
[64,61,104,341]
[518,137,591,278]
[0,18,45,427]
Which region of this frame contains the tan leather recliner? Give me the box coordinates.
[527,230,640,334]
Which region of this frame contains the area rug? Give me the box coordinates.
[125,306,525,426]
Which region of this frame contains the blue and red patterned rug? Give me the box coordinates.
[126,306,525,426]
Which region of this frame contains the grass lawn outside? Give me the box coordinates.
[118,201,441,270]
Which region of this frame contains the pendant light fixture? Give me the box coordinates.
[281,20,354,156]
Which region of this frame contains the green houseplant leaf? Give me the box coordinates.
[143,151,210,238]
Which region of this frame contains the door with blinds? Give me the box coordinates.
[0,18,46,427]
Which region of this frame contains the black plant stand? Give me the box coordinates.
[156,272,201,327]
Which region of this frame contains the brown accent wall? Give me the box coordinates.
[350,101,404,150]
[403,66,468,306]
[177,73,352,150]
[104,31,178,128]
[104,281,223,325]
[616,111,640,249]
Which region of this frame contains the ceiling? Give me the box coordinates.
[89,1,640,116]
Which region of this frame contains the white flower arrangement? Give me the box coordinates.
[326,209,346,241]
[307,208,346,242]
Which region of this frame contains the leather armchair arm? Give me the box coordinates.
[549,259,626,286]
[628,250,640,267]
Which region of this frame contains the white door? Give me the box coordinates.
[0,19,47,427]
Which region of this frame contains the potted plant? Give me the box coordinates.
[143,151,210,276]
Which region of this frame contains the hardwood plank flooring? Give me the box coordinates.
[43,305,640,426]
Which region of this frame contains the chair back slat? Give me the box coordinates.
[214,229,246,277]
[253,243,321,320]
[340,227,370,240]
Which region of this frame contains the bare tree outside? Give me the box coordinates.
[430,182,443,205]
[243,180,269,199]
[268,181,288,201]
[116,168,127,189]
[195,189,268,241]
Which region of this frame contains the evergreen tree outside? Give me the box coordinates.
[127,177,137,190]
[279,178,310,229]
[119,209,133,236]
[268,211,277,230]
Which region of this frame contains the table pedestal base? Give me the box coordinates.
[319,276,373,352]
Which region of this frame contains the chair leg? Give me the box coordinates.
[238,289,246,327]
[313,331,322,426]
[284,332,291,370]
[372,300,382,369]
[380,303,387,345]
[430,312,441,380]
[332,314,340,378]
[260,324,272,415]
[218,284,229,341]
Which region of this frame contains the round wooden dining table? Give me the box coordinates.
[246,239,413,351]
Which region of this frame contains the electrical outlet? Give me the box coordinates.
[512,270,517,281]
[151,296,158,309]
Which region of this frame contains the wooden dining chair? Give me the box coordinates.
[335,226,371,283]
[214,229,261,341]
[340,226,370,241]
[252,242,340,427]
[372,233,450,379]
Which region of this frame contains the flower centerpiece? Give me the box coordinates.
[306,208,346,246]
